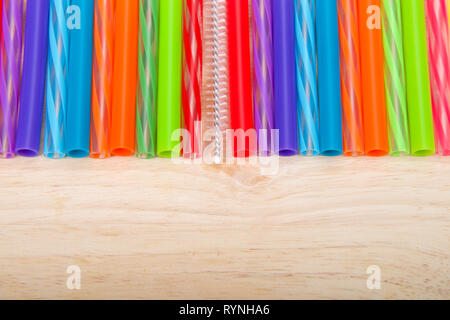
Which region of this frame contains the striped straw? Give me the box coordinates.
[91,0,115,159]
[182,0,203,159]
[295,0,319,156]
[0,0,24,158]
[426,0,450,156]
[44,0,69,158]
[136,0,158,159]
[381,0,410,156]
[337,0,364,156]
[252,0,274,156]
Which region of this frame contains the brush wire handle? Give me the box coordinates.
[0,0,24,158]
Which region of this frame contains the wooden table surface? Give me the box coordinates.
[0,156,448,300]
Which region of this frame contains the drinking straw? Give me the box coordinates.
[252,0,274,156]
[227,0,255,158]
[201,0,229,164]
[295,0,319,156]
[44,0,69,159]
[273,0,298,156]
[337,0,364,156]
[381,0,410,156]
[182,0,203,159]
[111,0,139,156]
[425,0,450,156]
[91,0,115,159]
[136,0,159,159]
[316,0,342,156]
[15,0,49,157]
[358,0,388,157]
[66,0,94,158]
[0,0,24,158]
[401,0,435,156]
[157,0,182,158]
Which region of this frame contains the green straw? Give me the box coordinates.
[401,0,435,156]
[157,0,182,158]
[382,0,410,156]
[136,0,159,158]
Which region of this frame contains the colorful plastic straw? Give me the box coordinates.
[227,0,255,158]
[111,0,139,156]
[426,0,450,156]
[381,0,410,156]
[295,0,319,156]
[16,0,49,157]
[358,0,388,156]
[338,0,364,156]
[401,0,435,156]
[66,0,94,158]
[182,0,203,159]
[316,0,342,156]
[136,0,159,159]
[91,0,115,159]
[44,0,69,159]
[0,0,23,158]
[157,0,182,158]
[252,0,274,156]
[273,0,298,156]
[201,0,229,164]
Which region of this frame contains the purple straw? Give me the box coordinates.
[16,0,50,157]
[252,0,275,156]
[0,0,24,158]
[273,0,298,156]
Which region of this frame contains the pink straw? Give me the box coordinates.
[426,0,450,155]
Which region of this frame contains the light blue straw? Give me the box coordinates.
[294,0,319,156]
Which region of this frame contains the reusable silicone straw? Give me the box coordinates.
[0,0,24,158]
[273,0,298,156]
[111,0,139,156]
[426,0,450,156]
[136,0,159,159]
[201,0,229,164]
[15,0,49,157]
[66,0,94,158]
[157,0,182,158]
[91,0,115,159]
[44,0,69,159]
[358,0,388,157]
[338,0,364,156]
[252,0,274,156]
[381,0,410,156]
[316,0,342,156]
[401,0,435,156]
[227,0,255,158]
[295,0,319,156]
[182,0,203,159]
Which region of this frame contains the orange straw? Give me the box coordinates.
[358,0,388,156]
[338,0,364,156]
[110,0,139,156]
[91,0,115,159]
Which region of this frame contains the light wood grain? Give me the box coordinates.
[0,156,449,300]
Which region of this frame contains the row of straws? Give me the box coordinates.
[0,0,449,160]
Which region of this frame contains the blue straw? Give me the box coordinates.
[316,0,343,156]
[295,0,319,156]
[66,0,94,158]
